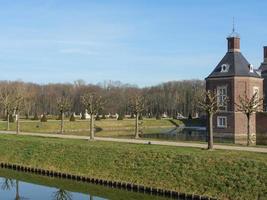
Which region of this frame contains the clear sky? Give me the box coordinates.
[0,0,266,87]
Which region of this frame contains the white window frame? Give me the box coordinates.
[249,64,254,73]
[217,116,227,128]
[217,86,228,111]
[220,64,229,73]
[253,86,259,99]
[253,86,260,110]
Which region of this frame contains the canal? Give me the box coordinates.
[0,168,170,200]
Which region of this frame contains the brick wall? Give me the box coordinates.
[256,112,267,145]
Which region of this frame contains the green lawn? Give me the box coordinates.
[0,118,190,136]
[0,134,266,200]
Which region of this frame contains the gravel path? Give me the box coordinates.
[0,130,266,153]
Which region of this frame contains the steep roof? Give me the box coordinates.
[259,62,267,75]
[206,51,261,79]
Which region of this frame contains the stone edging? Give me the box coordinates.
[0,162,216,200]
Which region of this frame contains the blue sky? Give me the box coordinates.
[0,0,266,87]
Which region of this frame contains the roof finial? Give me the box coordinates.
[228,17,239,38]
[232,17,235,33]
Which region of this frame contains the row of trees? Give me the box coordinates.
[200,90,263,149]
[0,80,205,119]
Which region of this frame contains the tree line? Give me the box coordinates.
[0,79,205,119]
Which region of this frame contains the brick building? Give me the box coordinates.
[259,46,267,108]
[205,31,264,144]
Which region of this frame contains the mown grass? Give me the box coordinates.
[0,118,187,135]
[0,134,266,200]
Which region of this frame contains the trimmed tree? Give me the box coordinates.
[32,112,39,120]
[235,91,263,146]
[199,90,227,150]
[14,94,24,134]
[129,95,145,139]
[57,96,71,134]
[81,93,105,140]
[40,114,48,122]
[0,85,15,131]
[69,113,75,122]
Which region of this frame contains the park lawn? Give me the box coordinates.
[0,119,185,134]
[0,134,265,200]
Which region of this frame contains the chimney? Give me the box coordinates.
[227,36,240,52]
[264,46,267,63]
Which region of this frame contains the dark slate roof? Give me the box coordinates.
[206,52,261,79]
[259,62,267,74]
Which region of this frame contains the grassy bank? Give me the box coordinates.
[0,134,266,200]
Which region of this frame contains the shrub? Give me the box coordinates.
[81,112,86,120]
[95,114,101,121]
[138,115,143,120]
[188,114,193,120]
[156,113,161,120]
[32,113,39,120]
[101,114,106,120]
[69,113,75,122]
[40,114,47,122]
[117,114,124,120]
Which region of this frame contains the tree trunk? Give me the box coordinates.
[135,113,139,139]
[90,114,94,140]
[208,113,213,150]
[16,113,20,134]
[16,180,19,200]
[247,114,250,146]
[60,112,64,134]
[7,113,10,131]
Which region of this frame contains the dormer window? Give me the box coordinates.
[249,64,254,73]
[221,64,229,72]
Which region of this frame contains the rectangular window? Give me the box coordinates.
[253,86,260,110]
[217,86,227,111]
[253,87,259,100]
[217,116,227,128]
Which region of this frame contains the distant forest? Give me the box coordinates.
[0,80,205,118]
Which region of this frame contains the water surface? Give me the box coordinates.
[0,168,169,200]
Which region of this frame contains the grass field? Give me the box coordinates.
[0,118,204,138]
[0,134,266,200]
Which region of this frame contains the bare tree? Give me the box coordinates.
[129,95,145,139]
[235,91,263,146]
[52,189,72,200]
[1,178,14,190]
[57,96,71,134]
[81,93,105,140]
[13,89,24,135]
[198,90,226,150]
[0,84,15,130]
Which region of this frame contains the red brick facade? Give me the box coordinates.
[206,77,263,144]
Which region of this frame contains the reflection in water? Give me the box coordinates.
[1,178,14,190]
[1,179,28,200]
[142,127,233,143]
[0,169,169,200]
[53,188,72,200]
